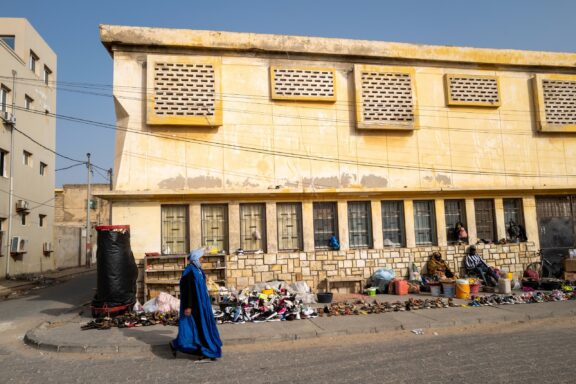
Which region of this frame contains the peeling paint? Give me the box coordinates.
[360,175,388,188]
[242,178,259,188]
[187,176,222,188]
[302,176,340,189]
[341,173,353,187]
[424,174,452,186]
[158,175,186,189]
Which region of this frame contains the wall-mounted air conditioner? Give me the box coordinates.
[43,241,53,253]
[16,200,29,211]
[0,111,15,125]
[10,236,26,253]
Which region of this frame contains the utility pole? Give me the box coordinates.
[108,168,113,225]
[5,70,16,278]
[86,153,92,267]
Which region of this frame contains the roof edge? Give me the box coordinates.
[99,24,576,68]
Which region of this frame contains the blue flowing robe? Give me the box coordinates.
[172,264,222,358]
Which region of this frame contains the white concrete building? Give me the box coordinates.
[0,18,57,277]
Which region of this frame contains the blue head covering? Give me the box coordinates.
[188,248,204,270]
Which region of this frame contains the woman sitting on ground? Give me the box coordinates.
[426,252,454,280]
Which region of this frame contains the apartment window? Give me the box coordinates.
[161,205,188,254]
[0,35,15,50]
[414,200,437,245]
[39,214,46,227]
[43,66,52,85]
[21,213,27,226]
[313,202,338,249]
[0,149,7,177]
[444,199,467,244]
[201,204,228,252]
[25,95,33,110]
[23,151,32,167]
[29,51,39,73]
[0,85,9,112]
[504,198,525,240]
[381,201,405,247]
[348,201,372,248]
[240,203,266,252]
[475,199,496,242]
[277,203,303,251]
[40,162,47,176]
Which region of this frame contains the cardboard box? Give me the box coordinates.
[564,258,576,272]
[564,271,576,281]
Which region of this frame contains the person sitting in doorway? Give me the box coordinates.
[425,252,454,280]
[464,245,499,286]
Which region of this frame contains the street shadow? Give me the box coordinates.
[118,326,199,360]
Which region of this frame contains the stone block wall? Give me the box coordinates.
[224,242,539,291]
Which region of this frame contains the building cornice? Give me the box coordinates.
[100,24,576,69]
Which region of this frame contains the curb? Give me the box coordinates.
[23,306,576,353]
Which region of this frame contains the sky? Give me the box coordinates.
[3,0,576,186]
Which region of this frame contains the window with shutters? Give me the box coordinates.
[381,201,405,247]
[161,205,189,254]
[474,199,496,242]
[201,204,228,253]
[146,55,222,126]
[313,202,338,249]
[277,203,303,251]
[444,199,467,244]
[240,203,266,252]
[414,200,437,246]
[348,201,372,248]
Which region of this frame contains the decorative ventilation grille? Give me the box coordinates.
[542,79,576,125]
[153,63,215,116]
[446,75,500,106]
[360,72,414,123]
[271,68,335,101]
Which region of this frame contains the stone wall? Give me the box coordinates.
[224,242,539,291]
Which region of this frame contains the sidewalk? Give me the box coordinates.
[23,294,576,353]
[0,266,96,299]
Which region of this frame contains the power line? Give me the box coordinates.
[56,163,85,172]
[10,104,576,179]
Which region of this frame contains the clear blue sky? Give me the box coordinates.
[3,0,576,186]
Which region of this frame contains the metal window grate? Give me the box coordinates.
[444,199,466,244]
[414,200,437,246]
[474,199,496,242]
[277,203,303,251]
[161,205,189,254]
[240,203,266,252]
[536,196,572,218]
[153,62,215,117]
[361,71,414,123]
[201,204,228,252]
[542,79,576,125]
[445,75,500,106]
[348,201,372,248]
[313,202,338,249]
[272,68,335,101]
[381,201,405,247]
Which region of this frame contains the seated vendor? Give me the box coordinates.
[464,245,499,286]
[426,252,454,280]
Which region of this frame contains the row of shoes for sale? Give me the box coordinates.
[81,310,180,330]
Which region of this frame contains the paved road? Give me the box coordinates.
[0,272,96,351]
[2,313,574,383]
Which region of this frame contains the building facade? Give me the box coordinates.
[54,183,111,269]
[99,25,576,291]
[0,18,56,278]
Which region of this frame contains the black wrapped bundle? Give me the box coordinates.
[92,226,138,308]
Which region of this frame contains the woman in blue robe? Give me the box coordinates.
[169,248,222,359]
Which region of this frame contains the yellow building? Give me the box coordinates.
[99,25,576,291]
[0,19,56,277]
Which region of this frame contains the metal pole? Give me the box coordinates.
[86,153,92,267]
[108,168,112,225]
[5,70,16,278]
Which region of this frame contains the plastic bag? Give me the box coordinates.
[373,268,395,281]
[288,281,311,294]
[143,298,157,313]
[133,300,144,313]
[156,292,181,313]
